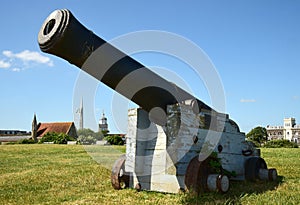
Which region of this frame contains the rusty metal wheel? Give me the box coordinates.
[111,154,130,190]
[185,156,212,194]
[244,157,267,181]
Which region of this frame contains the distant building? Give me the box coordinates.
[79,98,84,130]
[32,113,38,141]
[0,129,31,143]
[97,112,126,144]
[0,130,30,135]
[32,114,78,140]
[266,118,300,144]
[99,112,109,133]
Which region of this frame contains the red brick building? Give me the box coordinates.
[32,114,77,140]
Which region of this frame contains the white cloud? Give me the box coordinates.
[1,50,54,72]
[240,99,256,103]
[2,50,53,67]
[0,60,11,68]
[12,68,21,72]
[2,50,13,58]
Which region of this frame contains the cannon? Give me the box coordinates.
[38,9,277,194]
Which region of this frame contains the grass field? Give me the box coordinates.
[0,144,299,205]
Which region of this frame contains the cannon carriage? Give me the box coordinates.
[38,9,277,194]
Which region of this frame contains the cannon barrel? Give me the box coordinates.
[38,9,213,125]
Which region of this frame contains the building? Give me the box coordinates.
[0,129,31,143]
[97,112,126,144]
[266,118,300,144]
[0,130,30,135]
[79,98,84,130]
[32,114,78,140]
[99,112,109,133]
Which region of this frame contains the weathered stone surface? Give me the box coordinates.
[125,104,259,193]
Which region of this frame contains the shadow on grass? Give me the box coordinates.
[180,176,284,205]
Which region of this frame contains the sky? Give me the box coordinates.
[0,0,299,134]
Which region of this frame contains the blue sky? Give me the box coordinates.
[0,1,299,133]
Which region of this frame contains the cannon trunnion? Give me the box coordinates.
[38,9,277,194]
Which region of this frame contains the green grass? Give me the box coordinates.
[0,145,299,204]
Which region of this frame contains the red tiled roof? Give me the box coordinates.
[36,122,74,137]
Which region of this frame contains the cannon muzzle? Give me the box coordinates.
[38,9,213,125]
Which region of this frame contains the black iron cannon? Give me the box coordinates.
[38,9,277,194]
[38,9,212,126]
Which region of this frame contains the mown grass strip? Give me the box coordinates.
[0,145,299,204]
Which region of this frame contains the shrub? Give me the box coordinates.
[105,135,124,145]
[39,132,75,144]
[77,135,97,145]
[2,141,17,145]
[264,139,298,148]
[18,138,36,144]
[77,128,105,141]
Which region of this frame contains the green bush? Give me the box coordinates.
[18,138,36,144]
[77,128,105,141]
[104,135,124,145]
[2,141,17,145]
[39,132,75,144]
[264,139,298,148]
[77,135,97,145]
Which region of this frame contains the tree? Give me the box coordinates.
[77,135,97,145]
[77,128,95,138]
[77,128,105,141]
[246,126,268,144]
[76,128,108,145]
